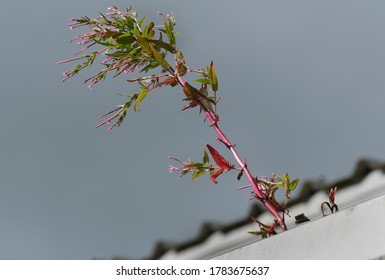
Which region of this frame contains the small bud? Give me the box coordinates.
[169,166,180,173]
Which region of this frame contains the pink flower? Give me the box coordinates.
[169,166,180,172]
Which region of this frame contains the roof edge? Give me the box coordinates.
[146,158,385,259]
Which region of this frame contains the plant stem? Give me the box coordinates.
[205,106,287,231]
[174,72,287,231]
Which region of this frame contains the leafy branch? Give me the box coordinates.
[59,6,300,234]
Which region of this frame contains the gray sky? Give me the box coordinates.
[1,0,385,259]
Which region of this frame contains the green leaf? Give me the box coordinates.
[199,83,208,95]
[208,61,218,92]
[149,39,176,53]
[106,50,130,58]
[116,33,136,45]
[200,98,215,114]
[133,86,148,111]
[176,61,187,76]
[182,82,199,100]
[133,24,142,36]
[143,22,155,39]
[106,95,137,128]
[138,16,146,28]
[193,78,210,84]
[164,19,176,45]
[198,84,216,114]
[203,148,210,164]
[176,50,185,63]
[248,231,263,237]
[123,17,135,30]
[149,43,170,69]
[191,169,206,181]
[117,99,134,124]
[289,178,300,190]
[117,93,136,98]
[137,36,152,55]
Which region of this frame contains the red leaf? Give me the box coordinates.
[329,186,337,204]
[210,168,224,184]
[183,163,199,169]
[206,144,233,172]
[268,197,285,212]
[181,100,198,111]
[182,82,199,99]
[266,223,277,235]
[157,76,178,87]
[249,217,277,236]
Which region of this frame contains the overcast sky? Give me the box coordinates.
[1,0,385,259]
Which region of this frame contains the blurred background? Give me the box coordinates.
[1,0,385,259]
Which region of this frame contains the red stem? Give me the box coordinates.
[174,73,287,231]
[205,107,286,231]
